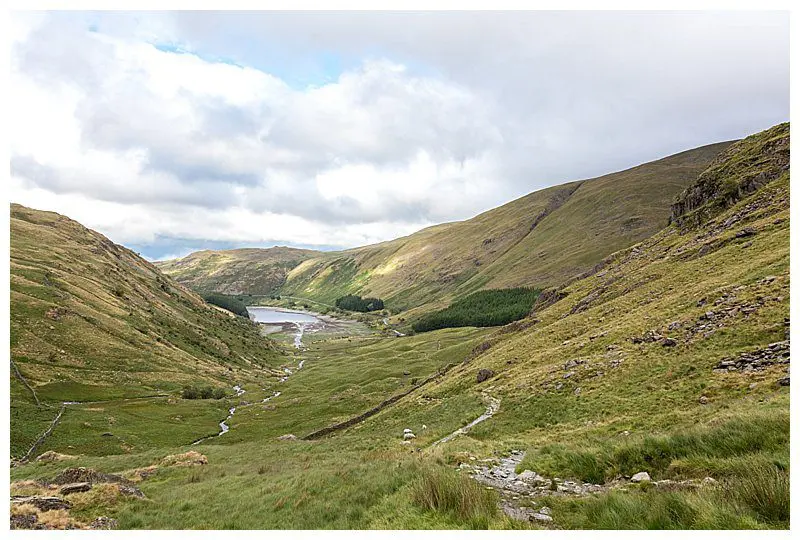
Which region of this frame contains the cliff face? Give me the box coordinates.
[670,123,789,229]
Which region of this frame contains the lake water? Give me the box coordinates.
[246,307,321,324]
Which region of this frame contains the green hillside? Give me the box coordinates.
[9,124,788,530]
[156,247,319,296]
[10,204,285,459]
[160,140,732,317]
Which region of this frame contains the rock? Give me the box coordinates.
[59,482,91,495]
[631,472,651,483]
[702,477,718,485]
[35,451,77,463]
[51,467,130,486]
[778,376,790,386]
[11,496,71,511]
[10,513,41,530]
[661,337,677,347]
[90,516,119,530]
[118,484,145,498]
[277,434,297,440]
[159,451,208,467]
[403,432,416,440]
[699,395,709,405]
[531,513,553,522]
[476,369,495,383]
[100,432,113,437]
[539,506,552,516]
[403,428,413,434]
[735,227,757,238]
[563,371,575,379]
[573,387,581,396]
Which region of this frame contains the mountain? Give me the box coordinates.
[156,247,320,296]
[8,124,789,530]
[160,140,733,314]
[10,204,284,458]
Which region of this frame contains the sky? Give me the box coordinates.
[9,11,789,261]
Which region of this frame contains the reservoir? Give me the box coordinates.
[246,307,321,324]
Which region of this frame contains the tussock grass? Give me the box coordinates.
[411,465,497,528]
[726,461,790,524]
[522,412,789,483]
[551,462,789,530]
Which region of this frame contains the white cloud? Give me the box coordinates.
[8,11,789,259]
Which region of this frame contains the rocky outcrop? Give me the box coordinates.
[11,496,72,511]
[476,369,495,383]
[713,340,790,373]
[59,482,91,495]
[670,123,789,229]
[51,467,132,487]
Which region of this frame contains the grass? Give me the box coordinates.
[411,465,498,528]
[8,125,790,530]
[519,411,789,483]
[548,461,789,529]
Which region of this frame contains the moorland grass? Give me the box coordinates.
[520,411,789,483]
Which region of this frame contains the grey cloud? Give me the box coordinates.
[11,155,238,209]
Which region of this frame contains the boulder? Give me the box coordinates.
[11,496,71,511]
[10,513,41,530]
[59,482,91,495]
[699,395,709,405]
[277,434,297,440]
[531,513,553,522]
[403,432,416,440]
[118,484,145,498]
[403,428,413,434]
[90,516,119,530]
[51,467,130,486]
[35,451,77,463]
[631,471,651,483]
[476,369,495,383]
[159,451,208,467]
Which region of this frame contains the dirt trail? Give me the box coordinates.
[430,393,500,448]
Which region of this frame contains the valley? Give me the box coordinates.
[9,123,790,530]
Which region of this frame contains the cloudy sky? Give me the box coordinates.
[9,11,789,261]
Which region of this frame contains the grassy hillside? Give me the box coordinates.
[9,124,787,530]
[162,140,732,316]
[156,247,319,296]
[10,204,285,459]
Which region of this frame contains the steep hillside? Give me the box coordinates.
[161,140,732,315]
[156,247,319,296]
[8,124,789,530]
[10,205,284,458]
